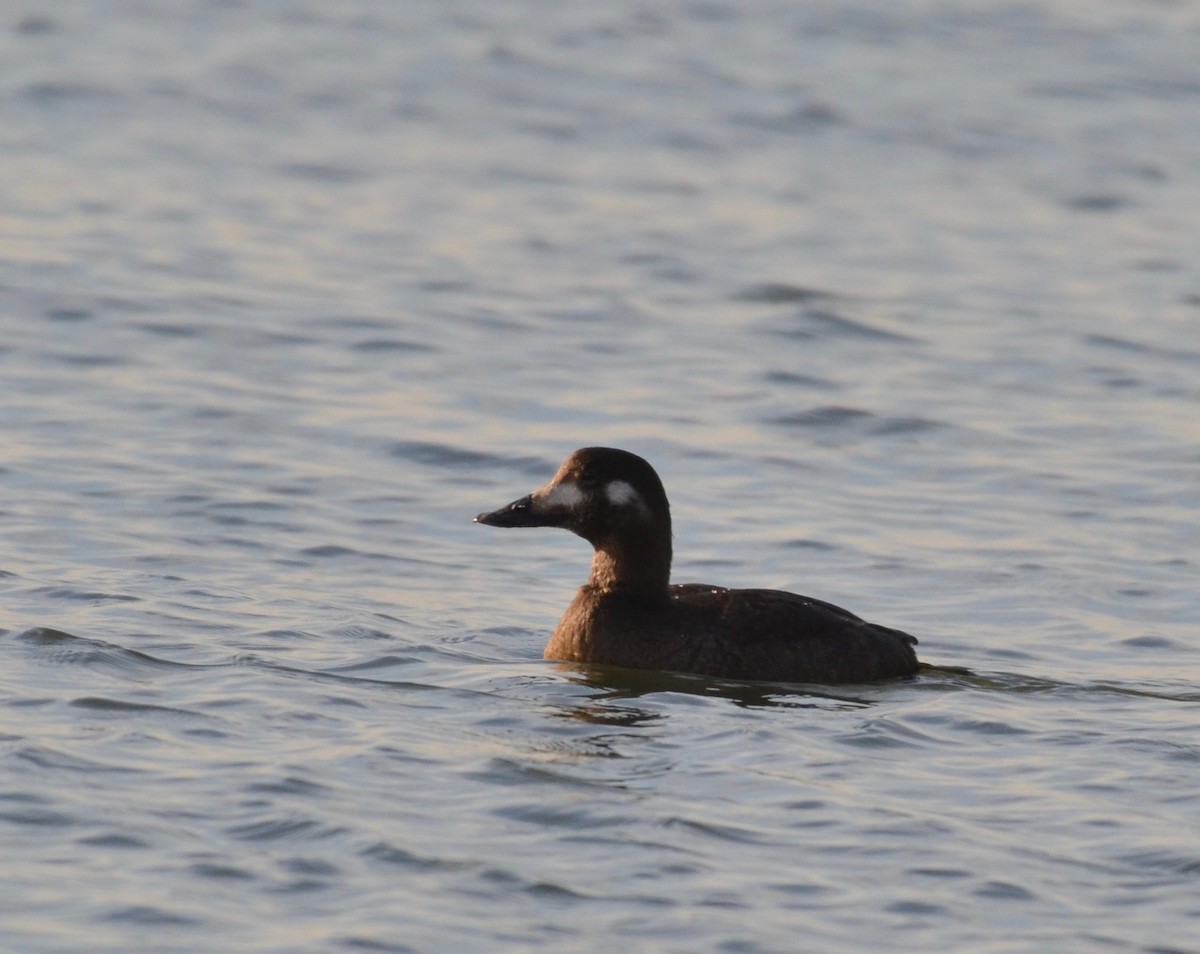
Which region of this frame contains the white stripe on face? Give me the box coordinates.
[536,481,585,511]
[604,480,650,516]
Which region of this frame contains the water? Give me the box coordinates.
[2,1,1199,951]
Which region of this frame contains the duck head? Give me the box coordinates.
[474,446,670,547]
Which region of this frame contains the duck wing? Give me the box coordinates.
[668,583,918,682]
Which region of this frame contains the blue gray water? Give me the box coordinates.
[2,2,1199,952]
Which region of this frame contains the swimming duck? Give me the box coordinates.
[475,447,919,684]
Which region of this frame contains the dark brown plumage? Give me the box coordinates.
[476,447,919,684]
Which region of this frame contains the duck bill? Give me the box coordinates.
[475,494,559,528]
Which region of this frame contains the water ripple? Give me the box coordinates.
[767,405,944,436]
[2,3,1198,952]
[765,308,919,343]
[13,628,197,680]
[389,440,549,475]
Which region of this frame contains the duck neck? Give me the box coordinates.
[587,532,672,596]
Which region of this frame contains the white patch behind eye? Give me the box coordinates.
[605,480,650,515]
[538,481,585,510]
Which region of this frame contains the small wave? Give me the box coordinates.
[362,840,479,873]
[663,814,771,845]
[13,627,196,681]
[69,696,200,717]
[32,587,140,604]
[733,282,835,305]
[325,654,425,675]
[767,308,918,343]
[103,905,197,926]
[1119,848,1200,876]
[727,102,845,131]
[300,544,385,560]
[389,440,548,475]
[0,792,76,827]
[768,405,944,436]
[15,744,141,775]
[351,338,438,353]
[22,80,121,104]
[1086,333,1200,363]
[276,162,367,184]
[225,815,329,843]
[1064,193,1130,212]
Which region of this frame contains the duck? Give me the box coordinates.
[475,447,919,684]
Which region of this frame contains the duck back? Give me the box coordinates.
[547,582,918,684]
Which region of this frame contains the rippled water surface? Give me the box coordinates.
[2,2,1199,952]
